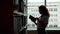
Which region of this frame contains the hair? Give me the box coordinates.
[39,5,50,17]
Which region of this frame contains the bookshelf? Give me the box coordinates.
[13,0,27,34]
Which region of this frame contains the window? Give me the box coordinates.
[49,8,53,11]
[54,8,57,11]
[27,0,60,30]
[48,8,57,12]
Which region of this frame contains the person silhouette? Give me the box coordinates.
[29,5,50,34]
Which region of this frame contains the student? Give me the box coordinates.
[29,5,50,34]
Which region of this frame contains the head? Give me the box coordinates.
[39,5,50,16]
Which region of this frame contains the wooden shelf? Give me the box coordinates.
[19,25,27,32]
[14,10,27,16]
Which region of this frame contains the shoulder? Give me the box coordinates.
[40,15,49,21]
[42,15,49,18]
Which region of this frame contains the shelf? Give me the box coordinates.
[14,0,27,34]
[19,25,27,32]
[14,10,27,16]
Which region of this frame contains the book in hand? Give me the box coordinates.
[29,15,36,22]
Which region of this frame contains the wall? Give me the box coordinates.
[0,0,13,34]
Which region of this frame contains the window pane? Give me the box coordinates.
[46,0,60,30]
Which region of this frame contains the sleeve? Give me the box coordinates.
[40,16,49,22]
